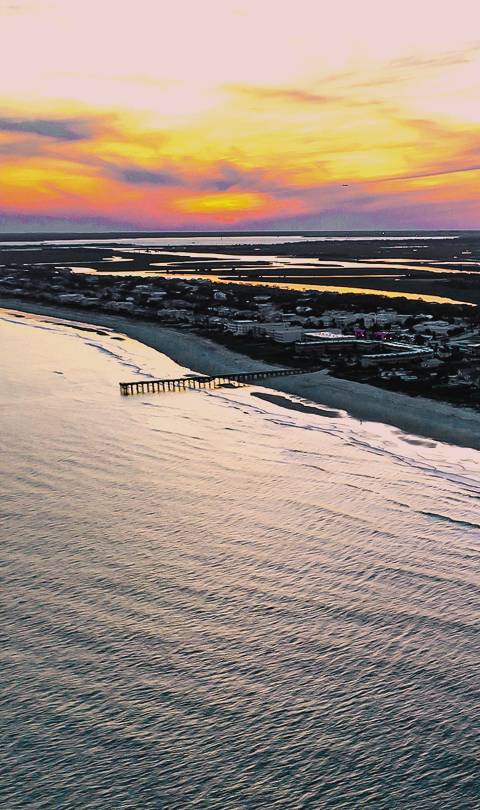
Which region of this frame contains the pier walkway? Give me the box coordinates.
[120,368,316,395]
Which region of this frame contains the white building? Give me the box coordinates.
[413,320,452,336]
[226,320,257,336]
[321,310,409,329]
[261,324,304,343]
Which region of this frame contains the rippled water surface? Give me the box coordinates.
[1,310,479,809]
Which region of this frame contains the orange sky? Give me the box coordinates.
[0,0,479,230]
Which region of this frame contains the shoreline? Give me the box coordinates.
[1,296,479,451]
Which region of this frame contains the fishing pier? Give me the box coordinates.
[119,368,314,395]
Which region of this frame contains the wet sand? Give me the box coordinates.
[1,297,479,450]
[252,392,340,418]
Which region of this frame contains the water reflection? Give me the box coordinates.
[71,267,474,306]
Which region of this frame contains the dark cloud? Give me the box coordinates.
[0,116,96,141]
[208,164,241,191]
[205,161,258,192]
[105,158,277,193]
[203,160,301,197]
[111,166,184,186]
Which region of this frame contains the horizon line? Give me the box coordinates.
[0,228,479,236]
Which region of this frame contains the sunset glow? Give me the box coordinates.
[1,0,479,230]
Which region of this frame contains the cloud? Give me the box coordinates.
[196,160,308,198]
[390,43,480,72]
[0,211,141,233]
[227,84,341,105]
[345,44,480,92]
[113,166,183,186]
[101,158,285,195]
[0,136,44,157]
[380,164,480,183]
[240,44,480,103]
[204,161,267,192]
[1,1,33,13]
[225,44,480,109]
[206,162,245,191]
[0,115,96,141]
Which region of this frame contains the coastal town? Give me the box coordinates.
[1,262,479,408]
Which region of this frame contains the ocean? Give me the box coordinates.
[1,309,479,809]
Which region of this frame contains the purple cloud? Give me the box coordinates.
[0,116,96,142]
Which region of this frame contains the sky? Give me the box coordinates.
[0,0,479,231]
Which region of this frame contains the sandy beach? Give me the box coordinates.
[2,297,479,450]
